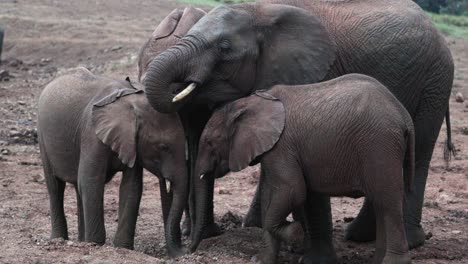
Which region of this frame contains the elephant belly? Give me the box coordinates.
[304,166,365,198]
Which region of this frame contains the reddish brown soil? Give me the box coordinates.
[0,1,466,263]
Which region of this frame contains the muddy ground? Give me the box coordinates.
[0,0,467,263]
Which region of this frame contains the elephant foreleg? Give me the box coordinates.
[78,149,107,245]
[180,106,221,239]
[243,168,263,228]
[113,167,143,249]
[75,185,85,241]
[300,193,337,264]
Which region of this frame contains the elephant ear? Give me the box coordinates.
[92,88,143,168]
[255,4,335,89]
[138,7,206,81]
[228,91,285,172]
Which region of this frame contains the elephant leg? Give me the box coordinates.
[243,168,263,228]
[181,106,221,239]
[46,175,68,240]
[113,167,143,249]
[372,202,386,264]
[78,156,107,244]
[75,185,85,241]
[300,193,337,264]
[404,96,449,249]
[255,184,301,264]
[345,198,377,242]
[40,146,68,240]
[199,174,222,239]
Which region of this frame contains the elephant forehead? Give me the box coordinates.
[189,6,250,39]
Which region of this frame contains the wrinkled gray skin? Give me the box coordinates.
[37,68,187,257]
[138,7,224,239]
[196,74,415,264]
[143,0,454,257]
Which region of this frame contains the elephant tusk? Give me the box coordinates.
[166,180,171,193]
[200,174,204,180]
[172,83,197,103]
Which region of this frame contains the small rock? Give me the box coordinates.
[451,230,461,234]
[111,45,122,51]
[17,101,26,105]
[343,217,354,223]
[455,92,464,103]
[40,58,51,63]
[66,241,74,246]
[439,188,443,192]
[425,231,433,240]
[32,174,45,184]
[0,69,13,81]
[1,149,11,155]
[218,189,232,195]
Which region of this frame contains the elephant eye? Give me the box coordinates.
[158,143,169,152]
[218,39,231,52]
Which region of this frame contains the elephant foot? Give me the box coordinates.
[298,251,338,264]
[406,225,426,249]
[167,246,188,258]
[243,208,262,228]
[345,215,376,242]
[50,229,68,241]
[381,253,411,264]
[51,233,68,241]
[113,242,133,250]
[113,239,134,250]
[202,222,223,239]
[251,251,277,264]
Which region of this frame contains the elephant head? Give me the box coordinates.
[92,86,188,257]
[143,3,335,113]
[191,91,286,251]
[138,7,206,83]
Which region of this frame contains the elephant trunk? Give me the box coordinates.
[143,36,209,113]
[164,174,188,257]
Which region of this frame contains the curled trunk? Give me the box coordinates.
[144,49,186,113]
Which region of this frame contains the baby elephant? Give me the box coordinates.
[195,74,414,264]
[38,68,187,257]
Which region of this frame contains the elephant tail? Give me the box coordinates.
[443,105,456,162]
[404,122,415,193]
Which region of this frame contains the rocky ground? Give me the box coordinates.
[0,0,467,263]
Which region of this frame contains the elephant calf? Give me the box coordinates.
[38,68,187,256]
[195,74,414,264]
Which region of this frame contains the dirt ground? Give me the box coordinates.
[0,0,466,263]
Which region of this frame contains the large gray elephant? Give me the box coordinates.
[138,7,225,239]
[195,74,415,264]
[142,0,455,259]
[38,68,187,257]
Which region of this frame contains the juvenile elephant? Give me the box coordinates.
[195,74,415,264]
[37,68,187,256]
[143,0,454,255]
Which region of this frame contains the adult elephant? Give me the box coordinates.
[138,7,224,238]
[143,0,455,260]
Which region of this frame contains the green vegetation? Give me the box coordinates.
[179,0,253,6]
[428,12,468,38]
